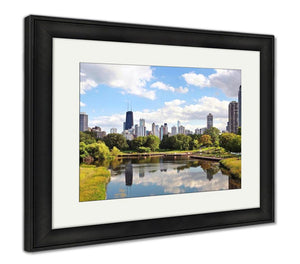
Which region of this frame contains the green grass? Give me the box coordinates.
[220,158,241,178]
[197,147,238,158]
[80,165,111,202]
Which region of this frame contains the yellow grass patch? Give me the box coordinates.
[220,158,241,178]
[80,165,111,202]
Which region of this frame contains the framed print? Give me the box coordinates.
[24,15,274,251]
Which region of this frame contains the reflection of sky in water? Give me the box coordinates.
[106,158,233,200]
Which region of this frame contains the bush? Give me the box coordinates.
[86,142,111,161]
[220,133,241,152]
[137,147,151,153]
[111,146,121,156]
[103,133,128,150]
[79,142,89,161]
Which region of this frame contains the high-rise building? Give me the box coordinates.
[207,113,213,129]
[200,128,207,134]
[171,126,177,136]
[195,128,201,135]
[110,128,117,134]
[228,101,239,134]
[238,85,241,127]
[163,123,168,135]
[80,112,88,132]
[125,111,134,130]
[152,123,155,136]
[159,125,164,140]
[177,120,181,132]
[185,130,193,135]
[178,125,185,135]
[155,125,159,137]
[138,119,146,137]
[134,124,138,136]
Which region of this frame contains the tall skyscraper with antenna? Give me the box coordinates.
[124,102,133,131]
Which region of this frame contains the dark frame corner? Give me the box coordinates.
[24,15,275,252]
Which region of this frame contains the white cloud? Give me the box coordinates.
[164,99,186,106]
[150,81,189,94]
[182,69,241,97]
[80,63,155,100]
[80,101,86,107]
[90,96,229,132]
[182,72,210,87]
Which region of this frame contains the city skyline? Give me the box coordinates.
[80,63,241,132]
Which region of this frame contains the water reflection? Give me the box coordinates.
[97,156,241,200]
[125,162,133,186]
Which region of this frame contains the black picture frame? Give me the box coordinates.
[24,15,274,252]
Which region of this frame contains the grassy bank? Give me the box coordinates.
[197,147,238,158]
[220,158,241,178]
[80,165,111,202]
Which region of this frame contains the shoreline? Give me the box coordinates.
[117,152,223,161]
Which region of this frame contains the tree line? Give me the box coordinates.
[80,127,241,162]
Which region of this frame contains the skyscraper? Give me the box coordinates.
[178,125,185,135]
[125,111,133,130]
[155,125,159,137]
[163,123,168,135]
[238,85,241,127]
[80,112,88,132]
[159,125,164,140]
[138,119,146,137]
[152,123,155,135]
[110,128,117,134]
[228,101,239,134]
[171,126,177,136]
[207,113,213,129]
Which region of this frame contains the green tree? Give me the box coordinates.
[80,131,96,145]
[137,146,151,153]
[86,142,111,161]
[237,127,241,135]
[110,146,121,157]
[159,135,171,149]
[189,139,200,150]
[219,133,241,152]
[103,133,128,150]
[199,134,213,147]
[131,136,147,151]
[204,127,220,146]
[173,134,192,150]
[79,142,89,161]
[145,135,160,151]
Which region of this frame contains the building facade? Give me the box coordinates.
[125,111,134,130]
[228,101,239,133]
[178,125,185,135]
[110,128,117,134]
[207,113,213,129]
[80,112,88,132]
[163,123,168,135]
[171,126,177,136]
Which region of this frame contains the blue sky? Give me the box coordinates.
[80,63,241,133]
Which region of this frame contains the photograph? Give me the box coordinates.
[79,63,242,202]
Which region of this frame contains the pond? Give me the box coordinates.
[100,156,240,200]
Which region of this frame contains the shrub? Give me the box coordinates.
[137,146,151,153]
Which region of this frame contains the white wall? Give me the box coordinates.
[0,0,297,263]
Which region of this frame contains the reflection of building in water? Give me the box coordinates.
[206,169,214,181]
[125,162,133,186]
[139,166,145,178]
